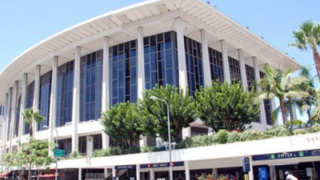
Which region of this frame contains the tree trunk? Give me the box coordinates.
[279,98,287,124]
[29,123,33,137]
[312,48,320,82]
[28,162,32,180]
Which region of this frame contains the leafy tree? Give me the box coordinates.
[290,20,320,80]
[286,119,306,126]
[101,102,143,149]
[257,65,308,124]
[138,85,197,142]
[195,81,260,132]
[22,108,45,137]
[17,138,53,180]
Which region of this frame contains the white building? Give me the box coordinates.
[1,0,316,180]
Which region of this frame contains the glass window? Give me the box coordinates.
[228,56,241,84]
[56,61,74,127]
[38,71,52,131]
[209,48,224,82]
[80,50,102,122]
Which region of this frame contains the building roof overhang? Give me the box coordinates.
[0,0,301,105]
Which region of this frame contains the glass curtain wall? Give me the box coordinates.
[56,61,74,127]
[109,40,137,105]
[80,51,103,122]
[78,134,102,155]
[38,71,52,131]
[228,56,241,83]
[260,72,272,125]
[245,65,260,123]
[184,36,203,95]
[208,48,224,82]
[144,31,178,89]
[24,81,34,135]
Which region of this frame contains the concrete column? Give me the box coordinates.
[136,164,140,180]
[182,127,191,139]
[150,168,155,180]
[253,57,267,125]
[248,156,254,180]
[78,168,82,180]
[185,161,190,180]
[19,74,27,145]
[269,165,276,180]
[238,49,247,90]
[104,168,109,179]
[221,40,231,84]
[7,88,12,150]
[33,65,41,132]
[201,29,211,86]
[208,127,213,136]
[176,17,187,90]
[212,168,218,178]
[137,27,145,99]
[72,46,81,152]
[112,166,116,178]
[156,135,163,148]
[48,56,58,156]
[291,104,297,120]
[9,81,18,153]
[3,94,8,147]
[102,36,110,149]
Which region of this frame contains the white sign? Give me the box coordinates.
[306,168,313,177]
[87,136,93,164]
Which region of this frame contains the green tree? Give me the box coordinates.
[101,102,143,149]
[138,85,197,142]
[22,108,45,137]
[257,65,308,125]
[295,66,316,127]
[195,81,260,132]
[290,20,320,80]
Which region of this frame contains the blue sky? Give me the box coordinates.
[0,0,319,121]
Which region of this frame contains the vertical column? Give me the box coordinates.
[253,57,267,126]
[182,127,191,140]
[7,89,12,150]
[291,104,297,120]
[48,56,58,156]
[221,40,231,84]
[269,165,276,180]
[238,49,247,90]
[33,65,41,133]
[102,36,110,149]
[72,46,81,152]
[176,17,187,89]
[78,168,82,180]
[19,74,28,144]
[112,166,116,179]
[9,81,18,152]
[177,17,190,139]
[2,94,8,148]
[136,164,140,180]
[185,161,190,180]
[137,27,145,99]
[150,168,155,180]
[201,29,211,86]
[248,156,254,180]
[207,127,213,136]
[104,168,109,179]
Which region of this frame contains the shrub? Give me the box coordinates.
[217,130,228,144]
[140,146,156,153]
[227,131,241,143]
[239,130,263,141]
[308,124,320,133]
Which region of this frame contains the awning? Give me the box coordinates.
[39,173,55,178]
[0,172,9,178]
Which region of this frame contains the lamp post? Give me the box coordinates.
[150,96,173,180]
[43,125,58,180]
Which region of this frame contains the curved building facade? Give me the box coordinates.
[0,0,308,179]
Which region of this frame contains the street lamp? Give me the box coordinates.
[150,96,173,180]
[43,125,58,180]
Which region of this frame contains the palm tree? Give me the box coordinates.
[256,65,309,124]
[22,108,44,137]
[290,20,320,80]
[295,66,316,127]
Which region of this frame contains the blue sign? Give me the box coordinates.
[252,149,320,161]
[115,165,136,170]
[140,161,184,169]
[242,157,250,172]
[258,167,268,180]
